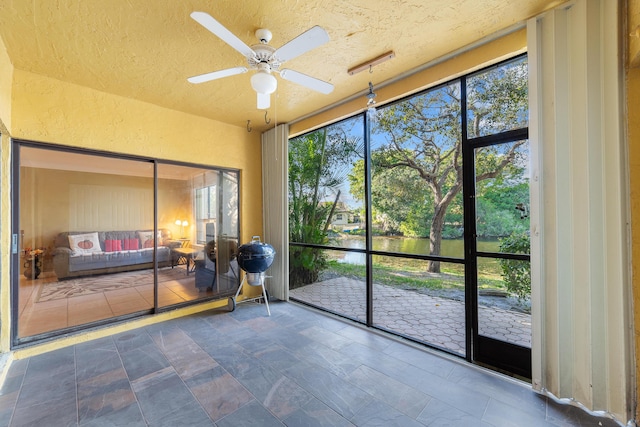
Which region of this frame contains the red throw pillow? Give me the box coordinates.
[105,239,122,252]
[123,238,139,250]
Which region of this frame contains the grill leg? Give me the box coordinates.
[234,276,245,300]
[260,280,271,316]
[234,274,270,316]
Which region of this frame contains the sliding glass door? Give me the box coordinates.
[13,143,240,345]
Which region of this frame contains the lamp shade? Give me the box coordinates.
[250,71,277,94]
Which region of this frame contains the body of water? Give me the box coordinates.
[333,236,500,265]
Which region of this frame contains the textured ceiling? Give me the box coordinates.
[0,0,564,132]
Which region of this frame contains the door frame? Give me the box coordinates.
[460,90,531,377]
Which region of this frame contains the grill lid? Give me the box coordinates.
[237,236,275,273]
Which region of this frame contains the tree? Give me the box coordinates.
[349,157,431,235]
[289,124,361,287]
[364,58,528,273]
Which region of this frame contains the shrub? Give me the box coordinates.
[499,232,531,300]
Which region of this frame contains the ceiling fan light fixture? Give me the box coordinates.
[251,71,277,94]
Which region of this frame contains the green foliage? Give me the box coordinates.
[288,123,362,288]
[499,232,531,300]
[344,57,529,275]
[289,246,326,288]
[442,225,463,239]
[476,198,527,238]
[349,156,432,235]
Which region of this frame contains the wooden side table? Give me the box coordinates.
[171,247,200,275]
[166,238,190,248]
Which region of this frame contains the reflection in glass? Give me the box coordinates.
[289,246,366,323]
[372,256,466,355]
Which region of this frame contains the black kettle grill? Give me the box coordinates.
[231,236,275,315]
[236,236,275,280]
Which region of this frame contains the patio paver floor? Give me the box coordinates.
[290,277,531,355]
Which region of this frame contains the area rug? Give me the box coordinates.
[36,267,187,303]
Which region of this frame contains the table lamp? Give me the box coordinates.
[175,219,188,238]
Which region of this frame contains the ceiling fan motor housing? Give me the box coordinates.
[248,44,280,71]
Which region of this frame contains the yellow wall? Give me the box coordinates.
[631,0,640,68]
[1,67,263,353]
[7,70,264,247]
[0,38,13,357]
[0,37,12,132]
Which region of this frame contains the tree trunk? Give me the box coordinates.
[428,205,447,273]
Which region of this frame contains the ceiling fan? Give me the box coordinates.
[188,11,334,110]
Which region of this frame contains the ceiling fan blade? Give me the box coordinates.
[280,69,334,94]
[191,11,255,58]
[257,92,270,110]
[273,26,329,62]
[187,66,248,84]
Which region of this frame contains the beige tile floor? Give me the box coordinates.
[17,266,208,337]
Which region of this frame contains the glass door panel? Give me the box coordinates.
[157,165,240,308]
[17,146,154,339]
[370,81,463,259]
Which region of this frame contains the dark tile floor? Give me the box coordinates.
[0,301,622,426]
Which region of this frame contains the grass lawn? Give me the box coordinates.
[324,258,506,292]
